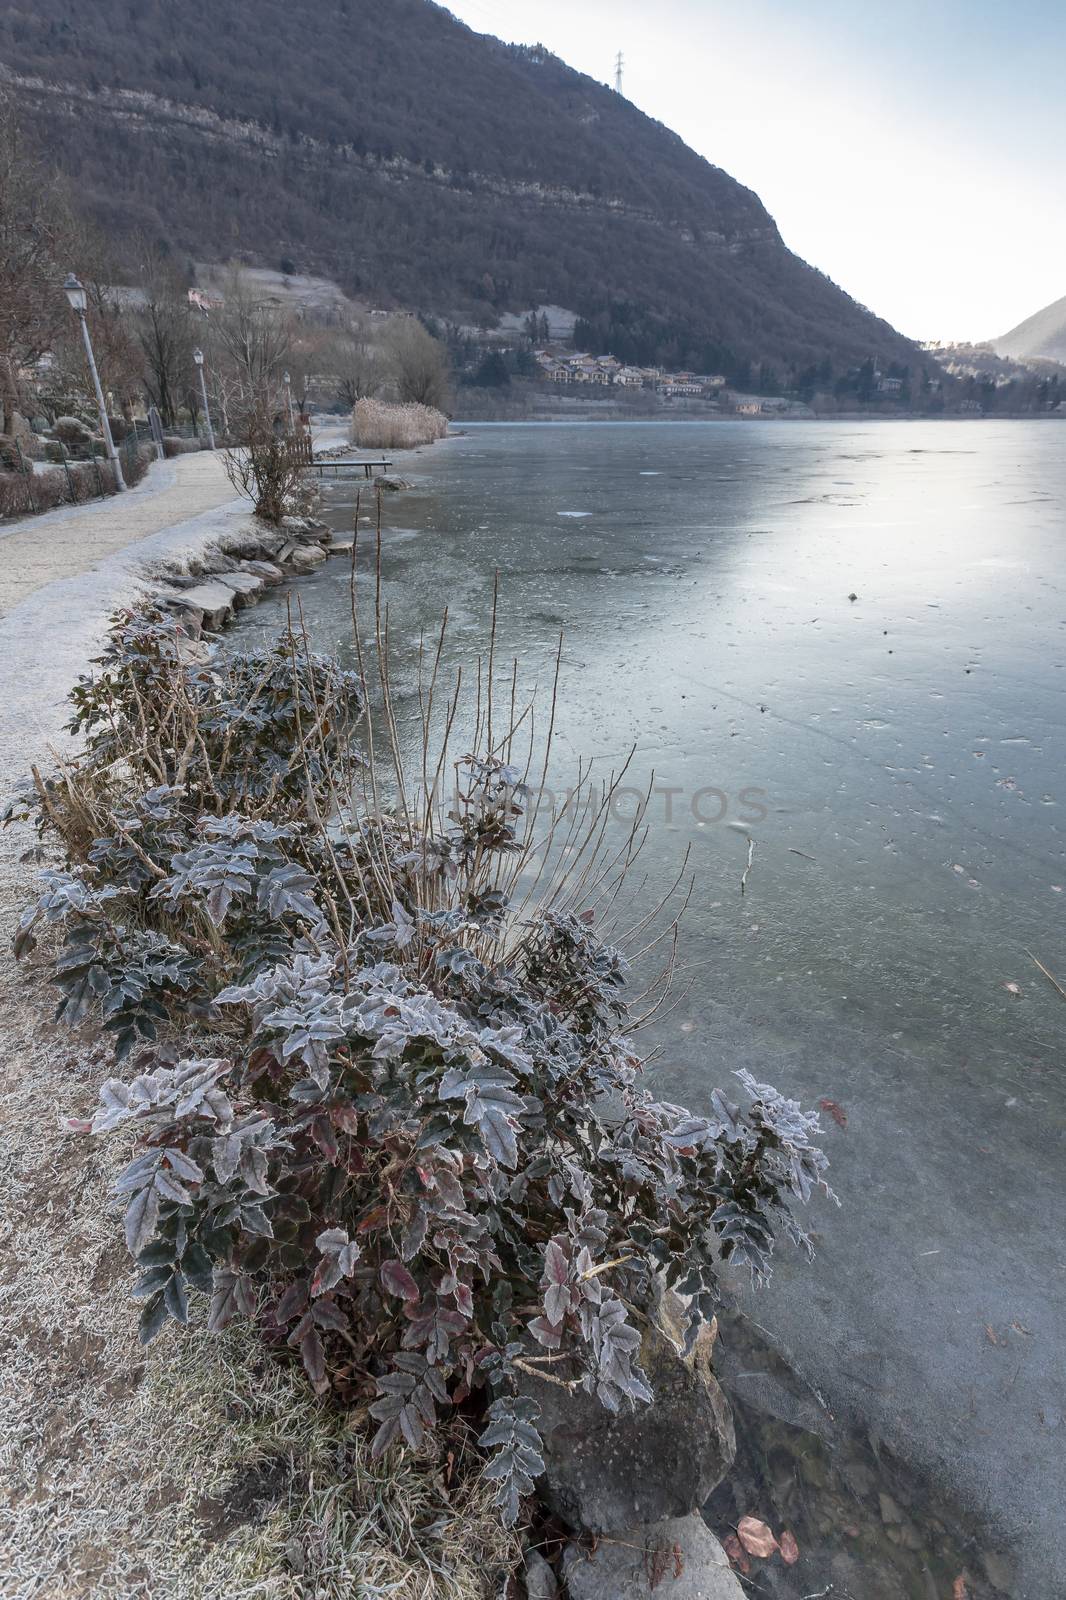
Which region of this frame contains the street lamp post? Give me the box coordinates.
[193,348,216,450]
[283,369,296,434]
[63,274,125,491]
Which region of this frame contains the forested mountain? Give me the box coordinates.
[993,295,1066,366]
[0,0,926,382]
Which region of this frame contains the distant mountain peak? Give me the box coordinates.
[993,294,1066,364]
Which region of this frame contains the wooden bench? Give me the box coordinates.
[304,458,393,480]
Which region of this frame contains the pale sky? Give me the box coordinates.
[445,0,1066,345]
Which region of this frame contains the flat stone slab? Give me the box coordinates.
[159,579,236,630]
[564,1515,744,1600]
[240,559,285,585]
[212,570,264,604]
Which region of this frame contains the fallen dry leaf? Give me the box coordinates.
[953,1574,970,1600]
[985,1324,1006,1347]
[779,1529,800,1566]
[722,1534,750,1575]
[737,1516,779,1559]
[1003,981,1022,999]
[819,1098,848,1128]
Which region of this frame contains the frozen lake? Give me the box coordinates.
[233,418,1066,1595]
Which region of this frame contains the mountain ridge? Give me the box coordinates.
[993,293,1066,365]
[0,0,926,383]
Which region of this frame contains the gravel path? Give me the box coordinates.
[0,424,385,1598]
[0,450,237,618]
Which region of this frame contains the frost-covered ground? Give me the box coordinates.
[0,424,504,1598]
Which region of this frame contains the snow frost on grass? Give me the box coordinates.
[0,852,509,1600]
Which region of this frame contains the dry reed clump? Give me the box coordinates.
[350,398,449,450]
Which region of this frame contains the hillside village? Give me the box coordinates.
[533,347,726,397]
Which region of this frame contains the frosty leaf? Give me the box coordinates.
[208,1270,258,1331]
[664,1115,722,1150]
[528,1314,563,1349]
[312,1229,361,1294]
[164,1147,204,1182]
[542,1238,572,1323]
[311,1295,349,1333]
[477,1395,545,1525]
[391,898,416,950]
[124,1183,160,1257]
[401,1205,428,1262]
[381,1259,420,1301]
[258,863,322,924]
[164,1273,189,1324]
[439,1060,524,1168]
[154,1168,194,1205]
[138,1291,169,1345]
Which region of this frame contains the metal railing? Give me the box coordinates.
[0,434,153,519]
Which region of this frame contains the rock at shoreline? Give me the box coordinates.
[284,542,328,572]
[240,559,285,586]
[159,578,240,632]
[563,1514,744,1600]
[524,1549,558,1600]
[519,1310,735,1534]
[281,514,331,542]
[213,570,265,606]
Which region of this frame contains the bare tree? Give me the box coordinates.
[331,314,389,407]
[282,319,332,419]
[44,218,145,422]
[221,396,304,525]
[212,264,291,405]
[386,316,449,410]
[136,243,193,427]
[0,96,71,435]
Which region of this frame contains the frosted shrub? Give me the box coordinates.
[11,600,832,1529]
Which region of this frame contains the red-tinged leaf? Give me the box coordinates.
[66,1117,92,1133]
[578,908,595,924]
[276,1279,309,1322]
[819,1098,848,1129]
[779,1530,799,1566]
[722,1535,750,1575]
[299,1326,326,1386]
[246,1047,279,1081]
[953,1576,970,1600]
[312,1295,349,1333]
[357,1205,389,1234]
[544,1238,569,1285]
[381,1259,420,1301]
[311,1114,339,1162]
[330,1101,360,1134]
[737,1516,778,1559]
